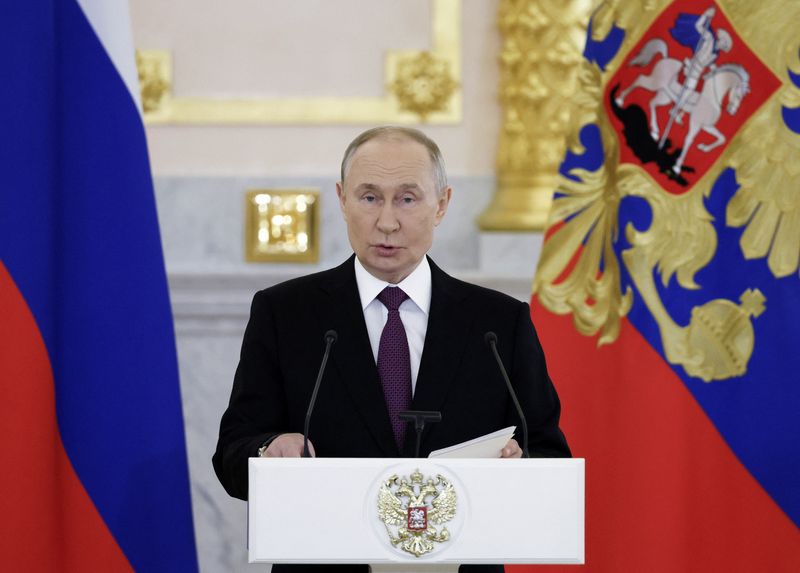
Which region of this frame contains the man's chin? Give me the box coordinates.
[362,257,413,284]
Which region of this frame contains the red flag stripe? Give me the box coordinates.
[0,262,132,571]
[508,298,800,572]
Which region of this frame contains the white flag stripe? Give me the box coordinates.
[75,0,142,114]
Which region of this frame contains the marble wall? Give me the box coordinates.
[157,175,543,571]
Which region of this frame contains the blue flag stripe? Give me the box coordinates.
[0,1,198,570]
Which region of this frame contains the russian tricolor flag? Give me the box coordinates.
[1,1,197,570]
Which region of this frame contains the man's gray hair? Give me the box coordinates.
[340,126,448,195]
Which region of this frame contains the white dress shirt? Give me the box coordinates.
[354,256,431,395]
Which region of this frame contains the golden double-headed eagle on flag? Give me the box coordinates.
[533,0,800,381]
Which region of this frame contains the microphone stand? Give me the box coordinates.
[485,332,530,458]
[303,330,338,458]
[399,410,442,458]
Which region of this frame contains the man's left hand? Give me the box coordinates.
[501,438,522,458]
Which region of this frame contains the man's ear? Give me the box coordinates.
[336,182,346,213]
[434,186,452,226]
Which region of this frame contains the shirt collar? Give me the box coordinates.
[354,256,431,315]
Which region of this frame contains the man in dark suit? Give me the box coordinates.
[213,126,570,572]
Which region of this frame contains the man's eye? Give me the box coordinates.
[363,195,376,202]
[401,196,415,204]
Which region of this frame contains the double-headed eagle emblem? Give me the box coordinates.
[377,469,457,557]
[534,1,799,382]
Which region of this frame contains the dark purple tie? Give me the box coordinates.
[376,286,412,450]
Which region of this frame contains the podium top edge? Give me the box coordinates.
[249,458,585,468]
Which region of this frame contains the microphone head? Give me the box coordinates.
[324,329,338,343]
[484,331,498,346]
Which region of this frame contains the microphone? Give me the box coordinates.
[484,331,530,458]
[303,329,338,458]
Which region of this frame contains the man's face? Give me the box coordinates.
[337,137,451,284]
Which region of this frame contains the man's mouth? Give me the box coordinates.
[373,244,401,254]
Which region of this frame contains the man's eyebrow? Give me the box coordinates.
[398,183,422,191]
[354,183,380,192]
[353,182,422,192]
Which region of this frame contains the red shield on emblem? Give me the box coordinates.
[407,506,428,532]
[604,0,781,193]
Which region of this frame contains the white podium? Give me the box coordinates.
[249,457,584,572]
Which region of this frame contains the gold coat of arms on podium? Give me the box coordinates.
[377,469,457,557]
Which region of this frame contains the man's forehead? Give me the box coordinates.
[351,136,429,161]
[346,137,436,186]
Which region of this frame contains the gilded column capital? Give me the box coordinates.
[479,0,592,231]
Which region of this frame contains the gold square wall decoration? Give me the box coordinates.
[245,189,320,263]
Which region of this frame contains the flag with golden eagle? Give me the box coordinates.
[528,1,800,571]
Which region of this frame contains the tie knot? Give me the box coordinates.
[377,286,408,311]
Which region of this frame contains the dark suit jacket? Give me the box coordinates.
[213,256,570,572]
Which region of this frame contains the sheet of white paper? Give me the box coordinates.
[428,426,516,459]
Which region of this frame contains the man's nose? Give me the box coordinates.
[376,203,400,234]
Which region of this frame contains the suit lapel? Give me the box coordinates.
[406,258,475,454]
[316,256,399,456]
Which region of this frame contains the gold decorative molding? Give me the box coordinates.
[138,0,461,125]
[244,189,320,263]
[478,0,593,231]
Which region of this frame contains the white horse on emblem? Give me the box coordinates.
[615,38,750,174]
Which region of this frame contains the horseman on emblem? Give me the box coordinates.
[670,7,733,130]
[615,6,749,176]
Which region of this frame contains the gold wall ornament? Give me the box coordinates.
[135,50,171,114]
[478,0,594,231]
[389,52,458,121]
[138,0,461,125]
[377,469,456,558]
[532,0,798,382]
[244,189,320,263]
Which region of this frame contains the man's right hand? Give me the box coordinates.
[263,433,315,458]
